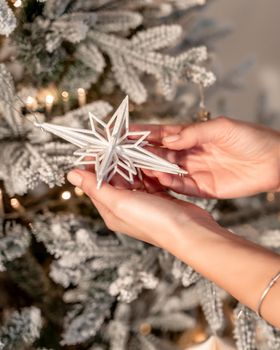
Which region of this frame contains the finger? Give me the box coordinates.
[141,174,167,193]
[141,168,156,178]
[129,124,184,145]
[145,146,187,166]
[67,169,129,209]
[109,171,166,194]
[189,170,221,198]
[110,172,144,191]
[150,171,211,198]
[86,185,161,246]
[162,116,232,150]
[145,146,214,174]
[82,156,95,172]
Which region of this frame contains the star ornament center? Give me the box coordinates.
[34,96,187,189]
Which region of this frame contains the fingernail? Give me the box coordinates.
[163,134,180,143]
[67,170,83,187]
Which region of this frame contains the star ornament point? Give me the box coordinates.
[35,96,188,189]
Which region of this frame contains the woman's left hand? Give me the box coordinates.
[66,169,217,251]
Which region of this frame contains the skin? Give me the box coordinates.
[67,117,280,328]
[130,116,280,198]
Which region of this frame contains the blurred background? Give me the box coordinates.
[207,0,280,127]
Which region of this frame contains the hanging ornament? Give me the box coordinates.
[32,96,187,189]
[185,336,236,350]
[195,108,211,122]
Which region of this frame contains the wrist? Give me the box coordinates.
[161,212,225,264]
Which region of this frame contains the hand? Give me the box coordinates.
[131,117,280,198]
[66,169,218,250]
[67,169,280,329]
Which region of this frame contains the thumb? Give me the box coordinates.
[162,116,232,150]
[67,169,126,208]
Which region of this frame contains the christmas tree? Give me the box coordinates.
[0,0,279,349]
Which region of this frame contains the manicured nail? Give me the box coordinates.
[163,134,180,143]
[67,170,83,187]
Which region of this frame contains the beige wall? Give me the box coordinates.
[205,0,280,127]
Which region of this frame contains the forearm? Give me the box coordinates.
[168,222,280,328]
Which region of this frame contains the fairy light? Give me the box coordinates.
[61,91,70,112]
[61,91,69,101]
[266,192,275,202]
[13,0,22,7]
[74,187,84,196]
[193,329,207,343]
[45,94,54,113]
[139,323,151,336]
[0,189,4,217]
[25,96,37,111]
[61,191,71,200]
[10,198,21,209]
[77,88,86,106]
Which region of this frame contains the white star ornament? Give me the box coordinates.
[34,96,187,189]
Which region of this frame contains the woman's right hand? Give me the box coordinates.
[132,117,280,198]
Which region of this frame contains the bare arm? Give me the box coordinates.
[170,216,280,328]
[67,169,280,328]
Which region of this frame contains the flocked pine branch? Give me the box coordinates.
[0,64,117,195]
[13,1,215,102]
[166,0,206,11]
[0,0,16,37]
[0,218,66,331]
[31,212,245,346]
[13,0,143,87]
[172,258,201,287]
[234,304,257,350]
[258,229,280,251]
[52,100,113,128]
[106,282,196,350]
[109,249,159,302]
[257,320,280,350]
[61,291,115,346]
[0,222,30,272]
[32,214,132,286]
[197,279,225,334]
[0,307,42,350]
[0,142,74,195]
[31,213,157,345]
[87,28,215,103]
[31,213,199,347]
[0,64,22,135]
[2,198,279,348]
